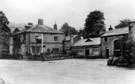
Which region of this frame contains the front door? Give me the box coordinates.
[85,48,89,57]
[32,46,41,55]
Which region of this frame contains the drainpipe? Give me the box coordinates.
[41,33,44,53]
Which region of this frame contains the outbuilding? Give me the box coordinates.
[72,37,101,58]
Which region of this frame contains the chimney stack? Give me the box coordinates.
[54,22,57,30]
[109,25,113,30]
[38,19,43,25]
[25,22,33,29]
[28,22,33,26]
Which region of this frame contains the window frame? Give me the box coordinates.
[54,36,58,41]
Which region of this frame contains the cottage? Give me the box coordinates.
[101,27,129,58]
[72,37,101,58]
[10,19,65,59]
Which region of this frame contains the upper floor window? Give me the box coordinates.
[35,36,42,43]
[104,37,108,42]
[54,36,58,41]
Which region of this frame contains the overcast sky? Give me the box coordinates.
[0,0,135,30]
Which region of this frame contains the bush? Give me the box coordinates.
[123,38,135,66]
[1,50,9,59]
[107,57,113,66]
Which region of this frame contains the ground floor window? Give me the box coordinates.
[93,47,99,55]
[78,49,83,56]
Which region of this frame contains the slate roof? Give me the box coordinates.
[27,25,63,33]
[72,37,100,47]
[8,23,25,32]
[13,24,63,35]
[102,27,129,37]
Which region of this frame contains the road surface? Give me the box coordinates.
[0,59,135,84]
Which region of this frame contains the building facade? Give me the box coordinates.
[101,27,129,58]
[10,19,65,58]
[72,38,101,58]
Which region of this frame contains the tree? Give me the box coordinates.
[60,23,78,36]
[84,10,105,38]
[78,28,84,36]
[0,11,9,25]
[0,11,10,58]
[115,19,133,28]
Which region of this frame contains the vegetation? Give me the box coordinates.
[60,23,78,36]
[0,11,10,58]
[0,11,9,25]
[115,19,133,28]
[83,10,105,38]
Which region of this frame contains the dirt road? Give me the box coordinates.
[0,59,134,84]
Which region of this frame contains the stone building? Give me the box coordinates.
[72,37,101,58]
[101,27,129,58]
[9,19,65,58]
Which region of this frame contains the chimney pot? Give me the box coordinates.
[109,25,113,30]
[54,22,57,30]
[28,22,33,26]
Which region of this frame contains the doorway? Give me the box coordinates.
[105,49,109,59]
[85,48,89,57]
[32,46,41,55]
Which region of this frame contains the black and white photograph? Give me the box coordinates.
[0,0,135,84]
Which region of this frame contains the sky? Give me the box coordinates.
[0,0,135,30]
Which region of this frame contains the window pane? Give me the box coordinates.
[54,36,58,41]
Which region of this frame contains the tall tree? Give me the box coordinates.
[60,23,78,36]
[0,11,9,25]
[115,19,133,28]
[0,11,10,58]
[84,10,105,38]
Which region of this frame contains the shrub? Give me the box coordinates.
[123,37,135,66]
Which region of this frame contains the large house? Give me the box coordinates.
[101,27,129,58]
[9,19,65,58]
[72,37,101,58]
